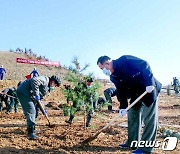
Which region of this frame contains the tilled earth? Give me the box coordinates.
[0,94,180,154]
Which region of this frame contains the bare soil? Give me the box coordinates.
[0,51,179,153]
[0,90,179,154]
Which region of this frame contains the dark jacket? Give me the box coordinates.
[110,55,162,109]
[0,68,6,74]
[17,76,49,99]
[30,70,39,77]
[7,88,17,97]
[0,88,10,101]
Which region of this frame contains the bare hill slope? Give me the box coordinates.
[0,51,68,81]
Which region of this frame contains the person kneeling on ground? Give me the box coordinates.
[17,75,61,140]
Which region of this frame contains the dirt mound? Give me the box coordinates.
[46,101,61,110]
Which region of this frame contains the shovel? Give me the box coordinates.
[82,89,151,144]
[37,100,55,128]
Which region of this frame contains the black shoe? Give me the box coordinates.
[28,133,39,140]
[33,126,39,133]
[86,123,91,127]
[65,120,72,124]
[27,126,38,140]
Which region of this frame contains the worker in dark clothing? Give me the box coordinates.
[172,77,179,94]
[0,95,8,111]
[0,65,6,80]
[104,87,116,112]
[0,94,9,112]
[97,55,162,154]
[30,67,39,78]
[17,75,61,140]
[5,87,20,113]
[0,89,9,112]
[97,97,106,106]
[65,78,98,127]
[2,82,23,113]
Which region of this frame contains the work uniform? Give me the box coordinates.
[6,88,19,113]
[17,76,49,134]
[110,55,162,153]
[173,78,179,94]
[104,87,116,111]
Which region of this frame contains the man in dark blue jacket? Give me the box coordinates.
[97,55,162,154]
[0,65,6,80]
[30,67,39,78]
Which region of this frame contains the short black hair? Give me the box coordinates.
[50,75,61,87]
[86,77,94,83]
[17,81,23,87]
[97,56,110,65]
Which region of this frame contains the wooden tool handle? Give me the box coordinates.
[93,91,148,137]
[37,100,51,125]
[125,91,148,111]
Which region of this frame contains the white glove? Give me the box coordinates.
[119,109,127,117]
[146,86,155,93]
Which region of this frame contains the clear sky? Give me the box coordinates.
[0,0,180,85]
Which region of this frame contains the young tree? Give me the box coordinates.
[63,57,100,128]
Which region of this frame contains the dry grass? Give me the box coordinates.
[0,51,68,81]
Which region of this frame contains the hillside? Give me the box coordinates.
[0,51,68,81]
